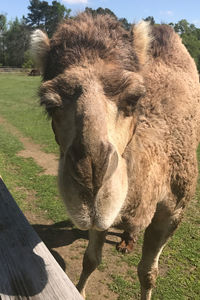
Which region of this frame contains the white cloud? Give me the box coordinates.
[62,0,88,4]
[160,10,174,17]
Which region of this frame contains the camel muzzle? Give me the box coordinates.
[67,140,118,195]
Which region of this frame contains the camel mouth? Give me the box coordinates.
[59,148,128,232]
[72,215,111,232]
[91,220,110,231]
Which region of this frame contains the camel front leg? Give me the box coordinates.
[76,229,107,298]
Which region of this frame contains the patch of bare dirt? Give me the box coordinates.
[31,219,126,300]
[0,115,58,175]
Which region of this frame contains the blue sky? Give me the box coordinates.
[1,0,200,27]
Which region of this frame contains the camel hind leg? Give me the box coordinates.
[138,203,183,300]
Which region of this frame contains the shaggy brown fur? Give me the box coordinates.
[43,14,139,81]
[31,13,200,300]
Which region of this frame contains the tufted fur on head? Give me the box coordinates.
[30,14,152,78]
[30,29,50,72]
[132,21,152,66]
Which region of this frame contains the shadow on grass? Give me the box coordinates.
[33,220,121,271]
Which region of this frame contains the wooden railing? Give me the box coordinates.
[0,177,83,299]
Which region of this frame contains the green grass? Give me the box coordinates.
[0,122,67,222]
[0,74,58,154]
[0,74,66,222]
[0,123,66,222]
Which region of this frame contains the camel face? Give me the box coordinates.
[33,14,149,231]
[40,63,145,230]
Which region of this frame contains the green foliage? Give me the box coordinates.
[85,7,131,31]
[4,17,31,67]
[109,274,140,300]
[26,0,71,37]
[22,50,34,68]
[0,14,7,65]
[0,14,7,31]
[85,7,116,18]
[45,1,71,37]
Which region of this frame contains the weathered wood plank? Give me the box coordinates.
[0,178,83,299]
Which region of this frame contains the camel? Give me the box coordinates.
[31,13,200,300]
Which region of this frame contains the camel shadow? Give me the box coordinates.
[33,220,122,271]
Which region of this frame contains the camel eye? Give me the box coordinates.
[118,91,145,116]
[40,91,62,117]
[60,85,83,104]
[124,94,141,106]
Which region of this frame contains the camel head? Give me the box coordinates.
[31,14,151,231]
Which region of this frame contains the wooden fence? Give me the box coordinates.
[0,67,30,73]
[0,177,83,299]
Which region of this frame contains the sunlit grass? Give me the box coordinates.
[0,74,58,154]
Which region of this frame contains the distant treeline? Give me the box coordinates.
[0,0,200,71]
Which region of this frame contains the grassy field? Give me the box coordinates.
[0,74,199,300]
[0,74,58,154]
[0,74,65,221]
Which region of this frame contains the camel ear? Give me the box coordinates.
[31,29,50,72]
[132,21,152,66]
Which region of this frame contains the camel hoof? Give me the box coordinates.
[76,284,86,299]
[116,240,133,254]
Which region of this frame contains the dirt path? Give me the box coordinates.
[0,115,58,175]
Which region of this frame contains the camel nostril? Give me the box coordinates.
[67,140,118,192]
[103,149,118,183]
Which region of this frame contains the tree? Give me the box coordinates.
[85,7,116,18]
[85,7,131,31]
[0,14,7,32]
[45,1,71,37]
[4,17,31,67]
[26,0,47,29]
[173,19,191,34]
[22,50,34,68]
[0,14,7,65]
[26,0,71,37]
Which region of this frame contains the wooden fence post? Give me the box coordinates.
[0,178,83,300]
